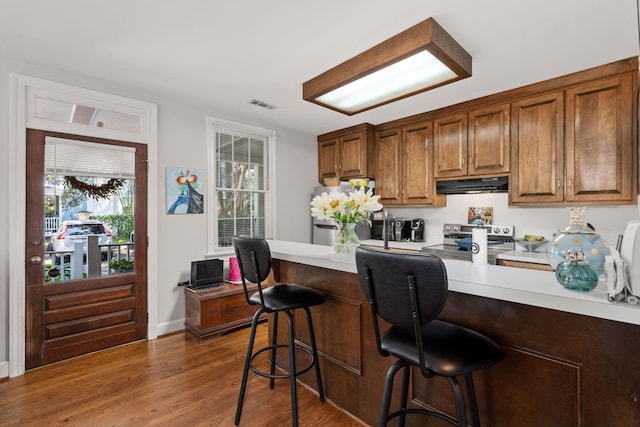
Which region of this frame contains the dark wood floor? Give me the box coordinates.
[0,323,366,426]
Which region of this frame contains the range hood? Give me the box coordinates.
[436,176,509,194]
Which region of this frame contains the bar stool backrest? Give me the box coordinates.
[232,236,272,307]
[355,246,448,342]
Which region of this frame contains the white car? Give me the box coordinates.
[51,220,113,258]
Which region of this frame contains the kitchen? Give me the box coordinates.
[2,1,640,426]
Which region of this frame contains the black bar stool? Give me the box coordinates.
[232,236,326,427]
[355,246,504,427]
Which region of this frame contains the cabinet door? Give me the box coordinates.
[340,132,366,178]
[318,138,339,181]
[565,75,636,203]
[510,92,565,204]
[403,121,436,205]
[468,103,510,176]
[434,113,467,178]
[375,129,402,205]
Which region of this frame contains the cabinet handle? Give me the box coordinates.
[557,179,561,189]
[461,156,465,166]
[568,178,573,188]
[469,155,473,164]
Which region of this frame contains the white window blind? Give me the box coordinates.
[45,137,135,178]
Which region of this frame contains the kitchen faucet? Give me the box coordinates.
[383,210,389,250]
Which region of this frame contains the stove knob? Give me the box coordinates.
[493,227,500,234]
[502,227,510,234]
[444,225,451,231]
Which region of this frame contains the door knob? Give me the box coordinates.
[29,256,42,264]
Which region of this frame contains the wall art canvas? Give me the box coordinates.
[468,206,493,225]
[166,167,204,214]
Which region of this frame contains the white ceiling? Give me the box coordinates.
[1,0,639,137]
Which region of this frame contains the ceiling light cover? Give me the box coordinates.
[303,18,472,115]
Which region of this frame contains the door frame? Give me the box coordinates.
[9,74,158,377]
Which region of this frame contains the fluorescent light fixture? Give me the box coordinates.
[303,18,472,115]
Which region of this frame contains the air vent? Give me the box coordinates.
[250,99,277,110]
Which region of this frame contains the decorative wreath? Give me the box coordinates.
[63,176,125,200]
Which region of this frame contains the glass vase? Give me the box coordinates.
[554,249,600,292]
[333,222,360,254]
[547,207,610,275]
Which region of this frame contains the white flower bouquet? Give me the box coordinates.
[311,187,383,253]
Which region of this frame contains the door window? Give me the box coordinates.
[44,137,136,281]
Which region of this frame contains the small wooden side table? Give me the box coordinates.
[184,282,264,342]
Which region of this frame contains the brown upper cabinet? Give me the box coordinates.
[374,128,402,205]
[317,58,638,207]
[510,92,565,204]
[375,121,445,206]
[434,103,510,179]
[511,73,637,205]
[317,123,375,182]
[565,75,636,203]
[433,112,467,178]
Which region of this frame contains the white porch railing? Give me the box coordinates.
[45,217,60,232]
[44,238,135,282]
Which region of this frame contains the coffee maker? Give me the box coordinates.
[410,218,425,242]
[391,218,410,241]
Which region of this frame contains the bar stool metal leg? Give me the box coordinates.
[447,376,468,427]
[304,307,325,402]
[398,364,411,427]
[269,312,279,389]
[235,308,263,425]
[379,359,405,427]
[465,373,481,427]
[286,310,298,427]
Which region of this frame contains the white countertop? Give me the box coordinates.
[267,240,640,327]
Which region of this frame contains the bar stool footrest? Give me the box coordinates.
[250,343,316,380]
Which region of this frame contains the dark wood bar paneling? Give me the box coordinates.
[270,259,640,427]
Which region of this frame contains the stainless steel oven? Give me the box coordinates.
[422,223,515,264]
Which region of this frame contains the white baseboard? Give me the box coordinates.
[0,361,8,379]
[155,318,185,337]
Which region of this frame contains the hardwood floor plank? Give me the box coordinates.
[0,324,366,426]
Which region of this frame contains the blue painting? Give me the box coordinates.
[166,167,204,214]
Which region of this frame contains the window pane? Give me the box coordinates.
[217,191,234,218]
[218,218,234,247]
[212,121,271,249]
[236,191,251,218]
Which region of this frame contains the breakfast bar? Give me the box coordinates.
[266,240,640,427]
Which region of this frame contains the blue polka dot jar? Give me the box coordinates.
[547,207,611,276]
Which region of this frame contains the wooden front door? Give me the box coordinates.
[25,129,148,369]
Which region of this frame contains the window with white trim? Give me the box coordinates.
[208,118,275,251]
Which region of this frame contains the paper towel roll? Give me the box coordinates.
[472,227,488,264]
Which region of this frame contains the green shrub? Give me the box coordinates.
[94,214,134,243]
[109,258,134,273]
